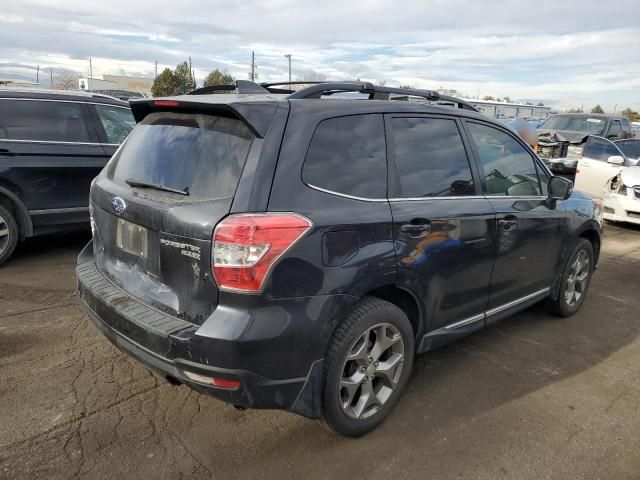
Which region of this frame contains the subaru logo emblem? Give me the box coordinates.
[111,197,126,215]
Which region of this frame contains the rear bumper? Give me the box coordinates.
[75,242,352,418]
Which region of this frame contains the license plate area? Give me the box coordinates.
[116,218,149,259]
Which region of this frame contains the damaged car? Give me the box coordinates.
[537,113,632,174]
[575,136,640,199]
[602,168,640,225]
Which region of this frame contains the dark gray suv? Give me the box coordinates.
[77,81,603,436]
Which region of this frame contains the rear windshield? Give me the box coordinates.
[539,115,605,134]
[112,112,254,200]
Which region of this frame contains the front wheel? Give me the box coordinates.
[544,238,594,317]
[323,297,414,437]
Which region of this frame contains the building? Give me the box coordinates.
[464,99,551,121]
[78,74,152,99]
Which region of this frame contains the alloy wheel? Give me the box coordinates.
[0,213,9,257]
[565,249,590,307]
[339,323,405,420]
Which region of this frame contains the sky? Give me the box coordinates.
[1,0,639,111]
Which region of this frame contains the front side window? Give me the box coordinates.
[583,136,623,162]
[608,120,622,138]
[94,105,135,144]
[615,139,640,160]
[302,115,387,198]
[467,122,542,196]
[391,117,474,197]
[0,99,92,142]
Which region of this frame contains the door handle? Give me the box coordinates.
[400,222,432,238]
[498,216,518,232]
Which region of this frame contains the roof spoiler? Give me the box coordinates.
[188,80,270,95]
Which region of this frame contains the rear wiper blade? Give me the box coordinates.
[125,179,189,196]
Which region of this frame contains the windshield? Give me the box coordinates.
[112,112,254,200]
[539,115,606,134]
[615,139,640,160]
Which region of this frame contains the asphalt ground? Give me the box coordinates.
[1,222,639,480]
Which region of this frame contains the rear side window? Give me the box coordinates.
[391,117,474,197]
[94,105,135,144]
[467,122,542,196]
[112,112,254,200]
[0,99,93,142]
[583,136,622,162]
[302,115,387,198]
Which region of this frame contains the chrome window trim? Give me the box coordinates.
[443,287,551,330]
[0,138,107,146]
[0,97,129,109]
[307,183,547,203]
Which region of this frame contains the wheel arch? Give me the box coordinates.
[0,186,33,239]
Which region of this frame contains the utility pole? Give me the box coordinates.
[155,61,158,79]
[284,54,292,83]
[36,65,39,85]
[89,58,93,92]
[50,69,53,88]
[250,51,256,81]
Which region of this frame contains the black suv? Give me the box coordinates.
[77,81,602,437]
[0,88,135,264]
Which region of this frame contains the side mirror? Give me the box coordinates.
[607,155,625,165]
[548,176,573,201]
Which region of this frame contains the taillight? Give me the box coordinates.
[154,100,179,107]
[212,213,313,293]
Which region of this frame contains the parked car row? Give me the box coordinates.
[0,88,135,264]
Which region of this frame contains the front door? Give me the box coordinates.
[463,120,568,312]
[575,136,627,197]
[386,115,496,333]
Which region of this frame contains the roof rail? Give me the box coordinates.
[287,82,478,111]
[189,80,269,95]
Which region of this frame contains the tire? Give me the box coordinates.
[323,297,414,437]
[543,238,594,317]
[0,203,19,266]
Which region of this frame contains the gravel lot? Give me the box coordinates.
[1,223,639,480]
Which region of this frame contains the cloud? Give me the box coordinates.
[1,0,639,109]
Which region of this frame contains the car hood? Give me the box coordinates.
[621,166,640,187]
[537,129,590,144]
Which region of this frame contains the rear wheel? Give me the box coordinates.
[323,297,414,437]
[0,204,18,266]
[544,238,594,317]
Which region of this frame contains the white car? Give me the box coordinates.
[575,136,640,224]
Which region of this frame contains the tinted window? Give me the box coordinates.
[615,139,640,159]
[583,136,622,161]
[112,112,254,200]
[0,99,92,142]
[95,105,135,144]
[391,117,474,197]
[621,118,631,132]
[467,122,542,196]
[535,160,549,196]
[539,115,605,135]
[302,115,387,198]
[608,120,622,137]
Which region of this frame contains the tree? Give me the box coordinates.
[483,95,495,101]
[621,108,640,122]
[174,61,196,94]
[204,69,235,87]
[151,68,179,97]
[537,102,545,106]
[53,71,80,90]
[399,84,414,90]
[591,104,605,114]
[503,96,512,103]
[567,107,583,113]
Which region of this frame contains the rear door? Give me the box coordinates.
[0,98,107,226]
[576,136,626,197]
[463,120,567,313]
[386,114,496,333]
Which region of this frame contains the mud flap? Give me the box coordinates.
[289,359,324,419]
